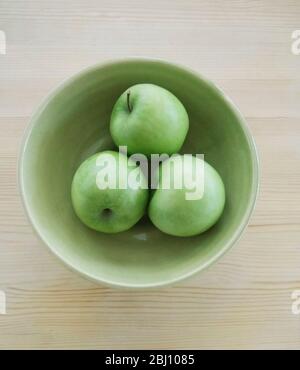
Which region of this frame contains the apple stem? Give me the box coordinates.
[127,91,132,113]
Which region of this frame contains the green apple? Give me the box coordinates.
[148,155,225,237]
[71,151,149,233]
[110,84,189,156]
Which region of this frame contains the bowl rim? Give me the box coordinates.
[19,57,259,289]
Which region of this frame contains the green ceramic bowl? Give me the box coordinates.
[20,58,259,288]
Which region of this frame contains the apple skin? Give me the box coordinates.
[71,151,149,233]
[148,155,225,237]
[110,84,189,156]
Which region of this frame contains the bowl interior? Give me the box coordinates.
[21,59,258,287]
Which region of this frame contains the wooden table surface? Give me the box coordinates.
[0,0,300,350]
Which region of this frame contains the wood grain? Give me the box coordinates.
[0,0,300,349]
